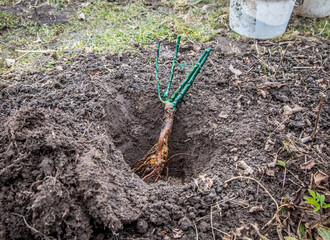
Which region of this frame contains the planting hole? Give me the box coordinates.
[104,83,216,183]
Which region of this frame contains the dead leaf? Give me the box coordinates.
[258,89,268,98]
[265,139,275,151]
[300,160,315,170]
[249,206,264,213]
[235,224,249,237]
[173,228,184,239]
[268,153,278,168]
[266,169,275,177]
[314,144,324,154]
[317,226,330,240]
[299,202,320,224]
[258,81,285,89]
[258,83,287,96]
[313,171,328,190]
[229,64,242,76]
[283,105,303,119]
[286,144,307,154]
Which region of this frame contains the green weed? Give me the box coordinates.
[0,10,20,30]
[0,0,328,73]
[304,189,330,212]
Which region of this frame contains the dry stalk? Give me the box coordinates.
[210,206,215,240]
[263,203,295,235]
[12,213,48,239]
[224,176,279,229]
[193,220,199,240]
[311,93,326,140]
[250,224,269,240]
[15,49,56,53]
[253,54,269,70]
[212,227,232,237]
[274,40,296,78]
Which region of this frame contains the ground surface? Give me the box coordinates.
[0,1,329,240]
[1,35,329,239]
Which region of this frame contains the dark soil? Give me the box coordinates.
[0,0,73,26]
[0,36,329,239]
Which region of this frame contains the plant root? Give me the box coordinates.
[133,102,175,182]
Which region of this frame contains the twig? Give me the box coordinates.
[255,41,260,56]
[250,224,269,240]
[293,66,323,69]
[311,93,326,140]
[210,206,215,240]
[12,213,48,239]
[212,227,232,237]
[277,226,284,240]
[311,212,330,229]
[15,52,30,61]
[286,169,306,187]
[15,50,56,53]
[193,220,199,240]
[274,40,296,77]
[315,20,328,36]
[224,176,279,229]
[264,203,295,236]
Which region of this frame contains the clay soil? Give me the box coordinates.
[0,36,329,239]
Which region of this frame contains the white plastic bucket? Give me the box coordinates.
[229,0,295,39]
[294,0,330,18]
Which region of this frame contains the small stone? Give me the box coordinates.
[137,219,148,234]
[78,13,86,20]
[198,221,209,233]
[5,58,15,67]
[149,214,161,225]
[131,83,139,90]
[179,218,191,231]
[216,185,223,193]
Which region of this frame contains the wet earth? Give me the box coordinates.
[0,36,329,239]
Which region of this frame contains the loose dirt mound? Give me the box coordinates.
[0,107,146,239]
[0,37,329,239]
